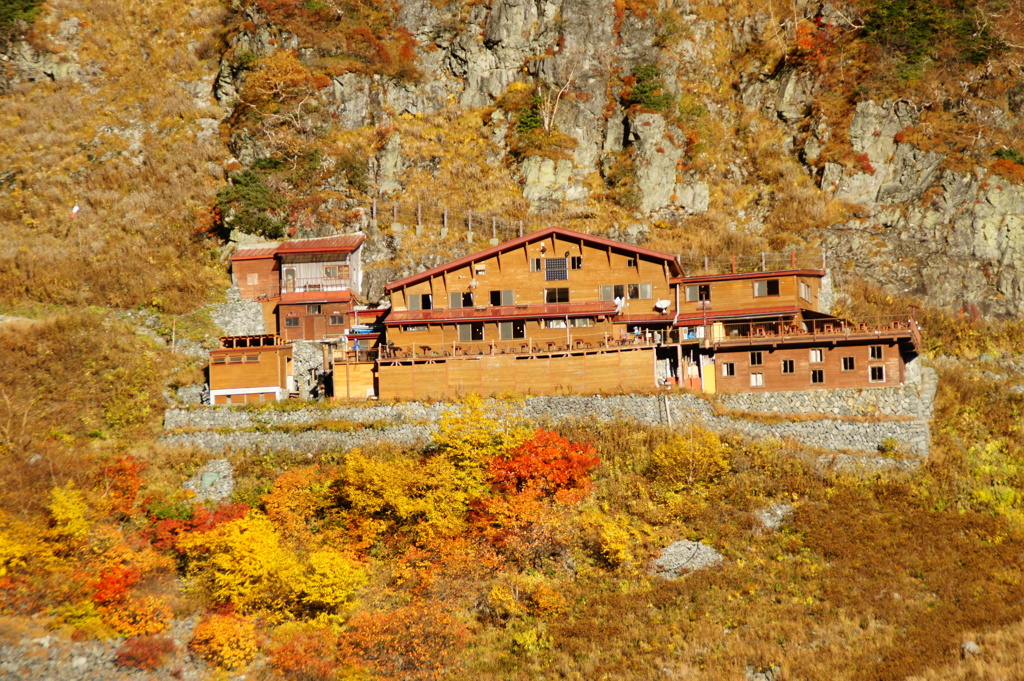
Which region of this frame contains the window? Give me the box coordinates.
[404,325,428,332]
[409,293,432,310]
[750,373,764,387]
[685,284,711,302]
[749,351,763,366]
[546,319,567,329]
[627,283,653,300]
[781,359,794,374]
[474,264,486,275]
[799,281,812,301]
[811,369,824,384]
[490,290,515,306]
[244,354,260,363]
[571,317,594,327]
[246,273,259,286]
[870,365,885,382]
[500,320,526,340]
[307,304,322,314]
[545,287,569,303]
[330,315,345,325]
[810,348,823,363]
[530,258,542,272]
[450,292,473,308]
[458,322,484,342]
[753,279,781,297]
[324,264,348,279]
[626,257,637,268]
[212,356,226,364]
[545,257,568,281]
[600,284,626,301]
[229,356,243,363]
[570,256,583,270]
[842,356,855,371]
[870,345,883,360]
[722,362,736,377]
[285,317,299,327]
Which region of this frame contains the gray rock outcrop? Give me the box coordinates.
[651,540,724,578]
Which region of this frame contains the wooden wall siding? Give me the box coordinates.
[214,392,277,405]
[377,347,656,400]
[392,235,674,312]
[279,304,348,341]
[209,347,292,392]
[234,258,280,300]
[334,362,376,399]
[386,318,623,355]
[713,342,904,393]
[676,274,819,316]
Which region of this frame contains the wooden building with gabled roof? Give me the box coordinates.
[229,234,366,341]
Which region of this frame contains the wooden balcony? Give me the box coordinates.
[711,316,922,351]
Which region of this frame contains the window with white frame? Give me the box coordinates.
[753,279,780,297]
[810,348,823,363]
[870,345,883,360]
[722,362,736,377]
[750,373,764,387]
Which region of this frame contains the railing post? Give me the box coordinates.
[492,217,496,240]
[519,220,524,237]
[731,255,736,274]
[417,202,422,229]
[392,202,398,222]
[761,252,766,271]
[791,249,797,268]
[443,207,448,230]
[371,197,377,220]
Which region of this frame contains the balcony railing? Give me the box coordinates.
[677,249,825,276]
[712,315,921,348]
[239,277,353,301]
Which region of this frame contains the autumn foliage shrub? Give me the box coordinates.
[115,635,176,671]
[647,425,731,490]
[190,612,259,669]
[488,428,600,503]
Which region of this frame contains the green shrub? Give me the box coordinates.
[864,0,1005,66]
[216,170,287,239]
[623,64,675,112]
[0,0,42,47]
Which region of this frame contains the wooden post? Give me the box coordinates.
[467,210,473,232]
[664,393,672,427]
[731,255,736,273]
[704,256,709,272]
[392,203,398,222]
[171,319,177,354]
[519,220,524,237]
[491,217,496,240]
[417,202,422,228]
[443,207,448,230]
[791,249,797,268]
[761,252,766,271]
[371,197,377,219]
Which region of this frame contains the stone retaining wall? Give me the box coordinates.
[162,368,936,457]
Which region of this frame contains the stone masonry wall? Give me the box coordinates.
[162,367,937,458]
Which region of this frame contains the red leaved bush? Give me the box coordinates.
[143,503,250,552]
[115,635,176,671]
[92,564,143,606]
[488,428,600,503]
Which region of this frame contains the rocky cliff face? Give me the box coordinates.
[5,0,1023,317]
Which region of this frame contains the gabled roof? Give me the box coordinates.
[385,226,682,292]
[230,235,365,262]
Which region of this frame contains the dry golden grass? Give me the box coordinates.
[0,0,230,314]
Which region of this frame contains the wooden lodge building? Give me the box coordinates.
[208,334,293,405]
[231,235,366,342]
[216,227,921,403]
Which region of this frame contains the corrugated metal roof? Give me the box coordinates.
[276,234,365,253]
[385,301,618,325]
[674,306,801,325]
[280,290,353,305]
[385,226,682,292]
